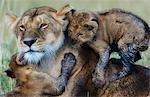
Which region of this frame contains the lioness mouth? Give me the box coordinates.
[26,49,43,53]
[28,49,34,52]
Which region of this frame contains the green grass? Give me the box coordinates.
[0,0,150,95]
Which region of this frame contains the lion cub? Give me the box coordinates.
[64,8,150,87]
[5,53,76,96]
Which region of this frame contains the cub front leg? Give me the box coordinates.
[61,52,76,77]
[92,45,110,88]
[42,52,76,95]
[54,52,76,93]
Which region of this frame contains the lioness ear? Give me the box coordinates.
[5,13,17,27]
[56,4,75,16]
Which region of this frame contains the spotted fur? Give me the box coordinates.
[64,8,150,87]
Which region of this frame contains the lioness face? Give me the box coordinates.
[16,14,64,64]
[67,11,98,43]
[5,7,65,64]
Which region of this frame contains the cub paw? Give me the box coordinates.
[16,53,27,65]
[108,70,129,82]
[92,72,105,88]
[64,52,76,62]
[16,57,27,66]
[61,52,76,75]
[108,74,118,82]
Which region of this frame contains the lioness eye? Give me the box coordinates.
[84,24,94,31]
[40,23,48,29]
[19,25,26,32]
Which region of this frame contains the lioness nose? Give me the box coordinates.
[23,39,37,47]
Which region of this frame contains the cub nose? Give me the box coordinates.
[23,39,37,47]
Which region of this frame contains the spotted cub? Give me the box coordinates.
[62,7,150,88]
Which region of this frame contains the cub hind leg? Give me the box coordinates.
[109,43,138,81]
[92,46,110,88]
[110,30,150,81]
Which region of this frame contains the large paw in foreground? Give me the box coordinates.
[61,52,76,75]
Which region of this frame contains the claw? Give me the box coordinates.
[61,52,76,76]
[92,74,105,88]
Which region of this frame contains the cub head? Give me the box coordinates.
[5,54,35,82]
[5,6,73,64]
[65,10,99,44]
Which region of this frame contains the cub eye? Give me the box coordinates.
[84,24,94,31]
[19,25,26,32]
[27,67,32,70]
[68,29,72,33]
[91,18,97,22]
[40,23,48,29]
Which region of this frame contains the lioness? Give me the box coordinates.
[62,6,150,87]
[5,6,98,97]
[5,52,76,97]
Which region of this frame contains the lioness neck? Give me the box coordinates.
[37,32,65,75]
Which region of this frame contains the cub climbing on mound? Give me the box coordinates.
[5,52,76,97]
[61,5,150,88]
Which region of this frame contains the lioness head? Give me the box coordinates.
[5,5,73,64]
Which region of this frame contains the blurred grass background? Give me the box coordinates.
[0,0,150,95]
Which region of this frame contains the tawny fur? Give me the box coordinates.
[97,58,150,97]
[66,8,150,86]
[5,5,150,97]
[5,54,150,97]
[5,53,76,97]
[67,9,150,51]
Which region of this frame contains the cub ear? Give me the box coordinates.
[50,4,75,30]
[5,69,16,78]
[5,13,17,28]
[56,4,75,16]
